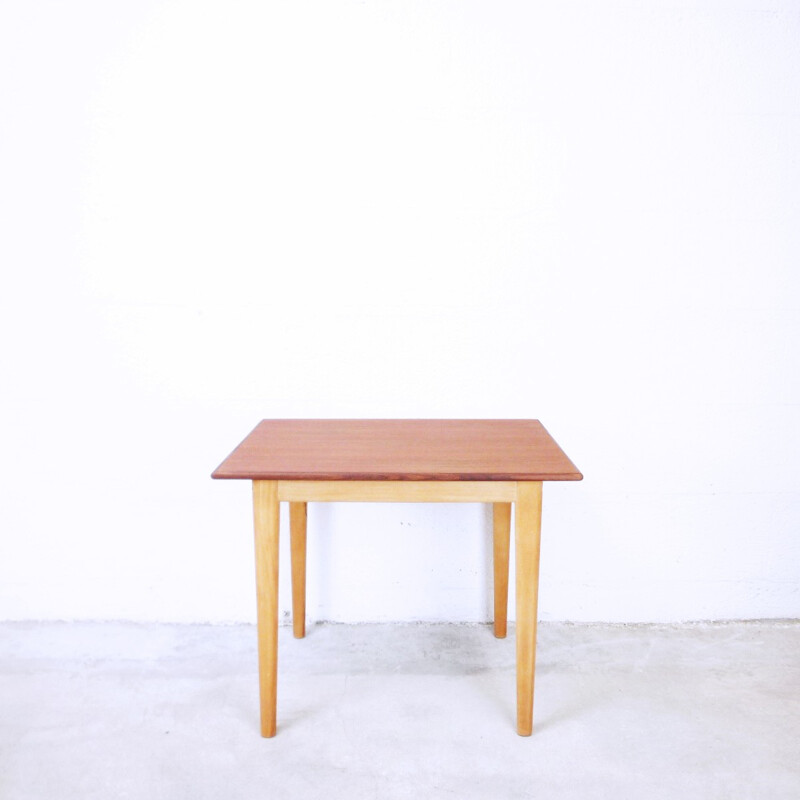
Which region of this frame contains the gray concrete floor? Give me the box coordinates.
[1,621,798,799]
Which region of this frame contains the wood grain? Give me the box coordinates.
[212,420,582,482]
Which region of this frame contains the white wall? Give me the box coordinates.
[1,0,798,624]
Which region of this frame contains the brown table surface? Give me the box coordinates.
[212,419,582,482]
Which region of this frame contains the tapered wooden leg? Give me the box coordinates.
[253,480,280,737]
[493,502,511,638]
[515,481,543,736]
[289,502,307,639]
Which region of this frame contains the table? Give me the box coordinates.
[212,419,582,737]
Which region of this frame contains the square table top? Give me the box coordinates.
[212,419,582,482]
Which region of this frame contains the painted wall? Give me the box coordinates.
[1,0,798,623]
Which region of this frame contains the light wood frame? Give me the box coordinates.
[252,479,543,737]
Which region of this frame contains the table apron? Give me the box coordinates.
[275,480,520,503]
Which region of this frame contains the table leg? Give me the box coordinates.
[253,480,280,737]
[515,481,543,736]
[289,502,307,639]
[493,502,511,638]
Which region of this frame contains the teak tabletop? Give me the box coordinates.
[211,419,582,482]
[212,418,582,738]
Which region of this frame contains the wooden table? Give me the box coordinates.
[212,419,582,737]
